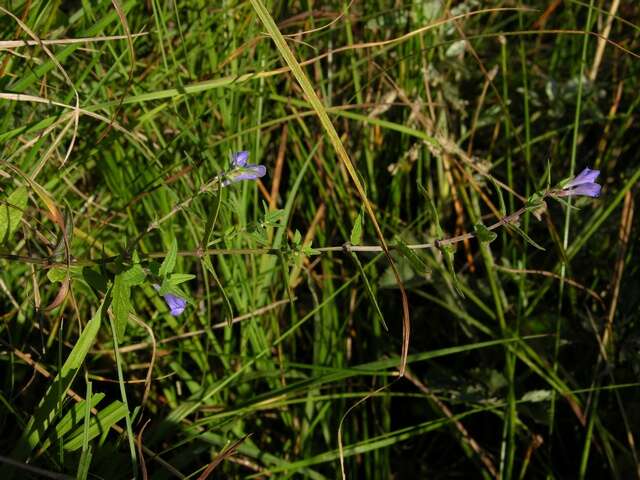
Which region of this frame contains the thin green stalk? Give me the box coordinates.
[551,0,596,447]
[108,315,138,479]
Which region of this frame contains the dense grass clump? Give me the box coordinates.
[1,1,639,478]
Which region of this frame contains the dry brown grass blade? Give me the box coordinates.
[97,0,136,143]
[131,314,157,410]
[0,32,147,49]
[269,125,288,211]
[43,276,70,311]
[0,6,80,173]
[196,435,251,480]
[337,380,399,480]
[250,0,411,374]
[494,266,604,307]
[589,0,621,81]
[404,370,498,479]
[96,298,292,355]
[533,0,562,29]
[137,419,152,480]
[280,0,355,38]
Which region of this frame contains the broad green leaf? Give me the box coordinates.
[159,237,178,277]
[157,277,191,302]
[112,274,131,340]
[0,186,28,244]
[82,267,108,293]
[120,263,146,285]
[47,267,68,283]
[47,266,84,283]
[63,401,128,451]
[36,393,105,454]
[168,273,196,285]
[473,223,498,243]
[13,300,105,460]
[350,210,364,245]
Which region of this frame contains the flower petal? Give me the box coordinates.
[248,164,266,178]
[163,293,187,316]
[223,164,266,185]
[569,183,601,198]
[231,151,249,168]
[565,167,600,188]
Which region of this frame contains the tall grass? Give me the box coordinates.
[1,1,639,478]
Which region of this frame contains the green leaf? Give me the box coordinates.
[507,223,546,251]
[417,183,444,238]
[521,390,553,403]
[202,256,233,325]
[350,210,364,245]
[36,393,105,454]
[473,223,498,244]
[293,229,302,246]
[82,267,108,293]
[168,273,196,285]
[47,266,84,284]
[63,401,128,451]
[47,267,68,283]
[0,186,28,244]
[201,190,222,250]
[112,274,131,341]
[350,252,388,331]
[441,244,464,297]
[395,236,429,275]
[120,263,146,286]
[264,208,286,226]
[13,299,105,460]
[159,237,178,277]
[76,381,94,480]
[301,242,320,256]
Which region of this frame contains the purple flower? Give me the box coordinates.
[555,167,602,198]
[222,151,266,187]
[163,293,187,316]
[231,151,249,168]
[153,284,187,316]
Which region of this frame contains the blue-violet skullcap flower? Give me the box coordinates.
[556,167,601,198]
[222,151,266,187]
[153,284,187,316]
[231,150,250,168]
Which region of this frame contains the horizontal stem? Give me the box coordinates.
[0,205,530,267]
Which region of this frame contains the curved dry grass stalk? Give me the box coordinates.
[131,314,157,410]
[0,7,80,175]
[0,32,147,49]
[494,265,604,306]
[0,92,149,157]
[281,0,355,38]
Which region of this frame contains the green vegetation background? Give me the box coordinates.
[0,1,638,478]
